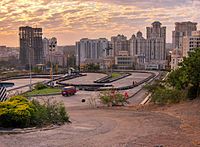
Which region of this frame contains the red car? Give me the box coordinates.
[62,86,76,96]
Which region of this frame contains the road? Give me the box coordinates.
[4,78,49,95]
[35,91,99,108]
[5,78,49,90]
[64,73,106,85]
[111,72,151,88]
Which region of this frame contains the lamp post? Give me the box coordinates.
[28,38,32,91]
[104,45,113,74]
[49,38,57,86]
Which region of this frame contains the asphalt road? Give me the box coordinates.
[64,73,106,85]
[5,78,49,90]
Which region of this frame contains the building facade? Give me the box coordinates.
[42,37,49,63]
[129,31,146,69]
[42,37,58,64]
[111,34,129,56]
[115,56,135,69]
[19,26,43,66]
[76,38,109,68]
[182,30,200,57]
[172,21,197,49]
[146,21,167,69]
[170,48,183,70]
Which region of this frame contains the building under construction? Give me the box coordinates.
[19,26,44,67]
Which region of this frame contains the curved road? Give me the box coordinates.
[4,72,157,105]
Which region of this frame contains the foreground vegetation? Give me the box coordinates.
[99,90,129,106]
[146,48,200,104]
[0,95,69,128]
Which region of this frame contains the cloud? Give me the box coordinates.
[0,0,199,46]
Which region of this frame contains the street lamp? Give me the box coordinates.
[49,38,57,86]
[28,38,32,91]
[104,45,113,74]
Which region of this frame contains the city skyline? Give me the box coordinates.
[0,0,200,47]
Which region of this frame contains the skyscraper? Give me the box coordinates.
[129,31,146,68]
[19,26,43,66]
[111,34,129,56]
[146,21,166,69]
[76,38,109,68]
[182,30,200,57]
[172,21,197,49]
[42,37,58,64]
[42,37,49,59]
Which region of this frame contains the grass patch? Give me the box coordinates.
[25,87,61,96]
[111,73,122,78]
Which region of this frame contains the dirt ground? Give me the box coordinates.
[153,99,200,147]
[0,99,200,147]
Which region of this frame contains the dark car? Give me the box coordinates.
[61,86,76,96]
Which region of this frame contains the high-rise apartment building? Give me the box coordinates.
[76,38,109,68]
[111,34,129,56]
[182,30,200,57]
[146,21,166,69]
[146,21,166,39]
[19,26,43,66]
[129,31,146,69]
[172,21,197,49]
[43,37,49,58]
[42,37,58,64]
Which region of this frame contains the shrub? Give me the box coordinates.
[0,95,35,128]
[31,99,69,126]
[187,86,200,100]
[151,88,186,105]
[99,90,128,106]
[0,96,69,128]
[35,83,48,90]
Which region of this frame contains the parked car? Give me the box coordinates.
[61,86,76,96]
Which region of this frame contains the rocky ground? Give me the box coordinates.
[0,99,200,147]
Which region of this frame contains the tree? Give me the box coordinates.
[167,48,200,98]
[84,63,100,71]
[167,67,188,90]
[180,48,200,88]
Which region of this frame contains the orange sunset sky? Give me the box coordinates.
[0,0,200,47]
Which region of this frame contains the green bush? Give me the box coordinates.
[187,86,199,100]
[35,83,48,90]
[0,95,35,128]
[0,96,69,128]
[31,99,69,126]
[99,90,128,106]
[151,88,186,105]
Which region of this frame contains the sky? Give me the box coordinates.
[0,0,200,47]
